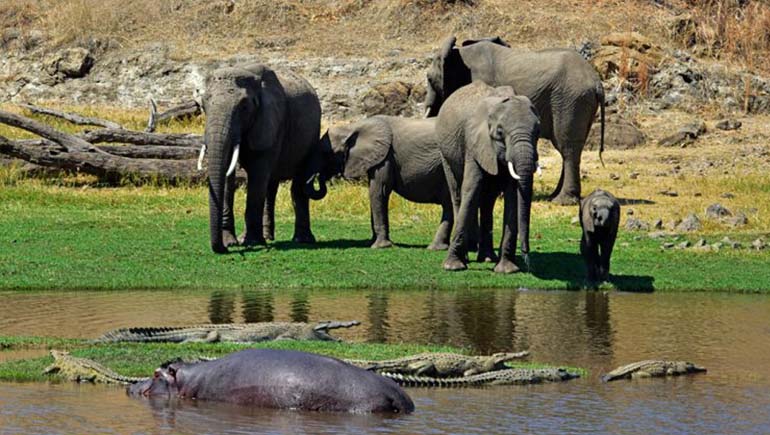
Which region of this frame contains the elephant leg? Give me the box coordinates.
[598,230,617,282]
[440,155,461,220]
[427,197,453,251]
[222,172,239,247]
[444,163,483,271]
[551,146,582,205]
[239,161,270,247]
[581,234,599,282]
[494,182,520,274]
[369,161,394,249]
[477,180,499,263]
[290,176,316,244]
[262,180,279,241]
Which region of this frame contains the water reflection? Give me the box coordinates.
[290,291,310,323]
[207,291,235,324]
[242,290,274,323]
[366,292,389,343]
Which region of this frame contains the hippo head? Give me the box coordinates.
[127,365,180,398]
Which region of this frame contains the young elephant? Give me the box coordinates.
[580,189,620,282]
[320,115,453,249]
[436,82,540,273]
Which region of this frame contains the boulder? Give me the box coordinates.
[676,214,701,232]
[45,48,95,79]
[587,116,646,150]
[705,203,731,220]
[360,81,425,117]
[715,119,742,131]
[625,218,650,231]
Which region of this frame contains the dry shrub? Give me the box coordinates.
[685,0,770,71]
[0,1,40,28]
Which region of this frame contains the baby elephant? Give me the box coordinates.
[320,115,452,249]
[580,189,620,282]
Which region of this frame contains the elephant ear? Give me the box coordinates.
[343,117,392,180]
[461,36,510,48]
[580,194,595,233]
[437,36,471,100]
[467,98,503,176]
[246,68,287,152]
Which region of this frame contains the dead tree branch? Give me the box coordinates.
[145,99,202,132]
[19,103,123,130]
[79,129,203,147]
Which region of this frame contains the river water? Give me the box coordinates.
[0,290,768,434]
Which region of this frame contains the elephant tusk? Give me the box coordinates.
[226,144,240,177]
[536,161,542,177]
[423,107,431,118]
[197,144,207,171]
[507,161,522,180]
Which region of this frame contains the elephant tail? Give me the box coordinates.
[597,82,605,168]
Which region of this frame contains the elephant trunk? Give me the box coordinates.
[205,109,240,254]
[509,141,536,261]
[302,142,328,201]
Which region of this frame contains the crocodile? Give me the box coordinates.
[345,351,530,377]
[381,367,580,387]
[43,350,148,385]
[93,321,360,343]
[601,360,707,382]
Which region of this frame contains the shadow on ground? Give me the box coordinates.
[529,251,655,292]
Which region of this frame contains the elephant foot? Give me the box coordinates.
[239,233,267,247]
[371,238,394,249]
[443,256,468,272]
[494,259,520,274]
[476,248,498,263]
[263,229,275,241]
[211,243,228,254]
[291,232,316,244]
[223,231,239,248]
[427,241,450,251]
[551,192,580,206]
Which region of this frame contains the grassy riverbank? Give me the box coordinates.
[0,176,768,292]
[0,337,578,383]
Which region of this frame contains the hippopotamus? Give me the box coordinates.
[127,349,414,414]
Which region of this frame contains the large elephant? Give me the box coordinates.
[424,36,605,205]
[320,115,452,249]
[201,64,325,253]
[436,82,540,273]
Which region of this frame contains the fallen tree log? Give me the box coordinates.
[19,103,123,130]
[97,145,198,160]
[0,136,204,183]
[80,128,203,147]
[145,99,202,133]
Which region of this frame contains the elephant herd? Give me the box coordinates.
[198,35,618,280]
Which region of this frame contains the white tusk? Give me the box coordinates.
[423,107,431,118]
[226,144,240,177]
[197,144,207,171]
[536,161,542,177]
[507,161,522,180]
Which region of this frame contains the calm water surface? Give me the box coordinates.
[0,289,768,434]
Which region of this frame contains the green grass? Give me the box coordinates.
[0,178,768,292]
[0,337,585,382]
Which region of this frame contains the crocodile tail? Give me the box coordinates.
[379,372,483,388]
[95,326,184,343]
[597,81,606,168]
[313,320,361,331]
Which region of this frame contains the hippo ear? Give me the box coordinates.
[343,117,392,180]
[468,99,500,176]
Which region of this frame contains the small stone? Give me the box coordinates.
[659,189,679,197]
[571,216,580,225]
[715,119,742,131]
[726,212,748,228]
[680,121,707,138]
[676,241,691,249]
[751,238,766,250]
[629,171,640,179]
[676,214,701,232]
[721,192,735,199]
[710,242,722,251]
[720,237,741,249]
[625,218,650,231]
[610,173,620,180]
[694,192,702,197]
[626,208,634,216]
[662,242,675,249]
[648,231,667,239]
[693,238,708,248]
[705,203,732,220]
[653,218,664,229]
[666,219,681,231]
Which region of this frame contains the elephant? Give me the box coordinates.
[424,36,605,205]
[201,63,325,253]
[580,189,620,283]
[128,349,414,414]
[319,115,453,249]
[436,82,540,273]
